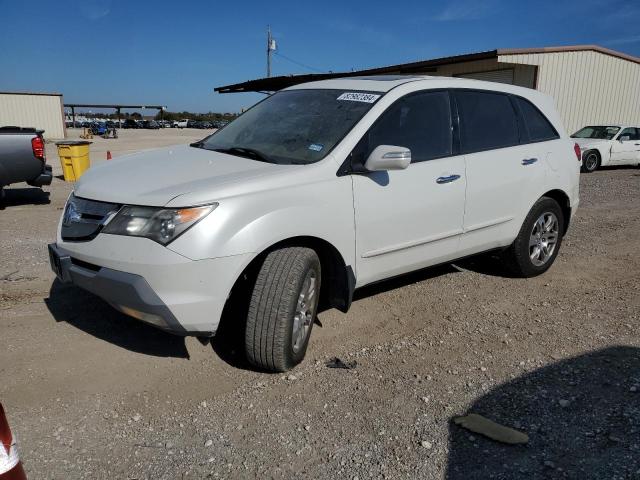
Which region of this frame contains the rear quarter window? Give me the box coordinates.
[514,97,559,142]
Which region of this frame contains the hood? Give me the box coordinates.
[573,138,610,149]
[74,144,294,206]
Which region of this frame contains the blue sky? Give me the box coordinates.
[1,0,639,113]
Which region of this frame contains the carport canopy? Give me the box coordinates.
[64,103,167,125]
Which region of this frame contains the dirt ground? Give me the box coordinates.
[0,130,638,479]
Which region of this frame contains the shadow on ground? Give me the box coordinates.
[446,346,640,479]
[353,264,458,301]
[0,187,50,208]
[211,255,514,371]
[45,280,189,358]
[453,251,521,278]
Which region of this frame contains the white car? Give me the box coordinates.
[48,76,580,371]
[572,125,640,172]
[175,119,189,129]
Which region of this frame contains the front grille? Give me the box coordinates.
[61,194,120,242]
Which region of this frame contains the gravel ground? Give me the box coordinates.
[0,134,638,479]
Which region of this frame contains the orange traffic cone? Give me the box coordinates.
[106,151,112,160]
[0,403,27,480]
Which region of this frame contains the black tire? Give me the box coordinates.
[581,150,600,173]
[245,247,321,372]
[501,197,564,278]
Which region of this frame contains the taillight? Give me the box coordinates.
[31,136,45,161]
[573,143,581,162]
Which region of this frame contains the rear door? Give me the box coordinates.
[610,128,640,165]
[352,90,466,286]
[454,90,554,255]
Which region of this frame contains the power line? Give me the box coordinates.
[273,51,325,74]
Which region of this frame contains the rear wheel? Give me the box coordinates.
[245,247,321,372]
[502,197,564,277]
[581,150,600,173]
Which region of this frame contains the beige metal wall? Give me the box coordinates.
[499,51,640,133]
[0,93,66,139]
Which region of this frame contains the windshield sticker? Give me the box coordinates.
[337,92,380,103]
[308,143,324,152]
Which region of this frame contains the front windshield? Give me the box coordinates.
[571,126,620,140]
[199,89,381,164]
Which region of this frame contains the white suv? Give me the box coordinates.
[49,76,580,371]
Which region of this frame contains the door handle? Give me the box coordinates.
[436,174,461,184]
[521,158,538,165]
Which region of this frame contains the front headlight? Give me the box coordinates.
[103,204,217,245]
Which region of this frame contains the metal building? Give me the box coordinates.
[215,45,640,134]
[0,91,66,139]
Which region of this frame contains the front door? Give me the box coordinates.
[352,90,466,287]
[610,128,640,165]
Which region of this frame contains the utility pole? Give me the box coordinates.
[267,25,276,77]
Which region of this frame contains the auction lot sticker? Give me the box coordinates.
[337,92,381,103]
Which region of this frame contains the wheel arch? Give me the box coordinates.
[541,189,572,235]
[226,235,355,316]
[584,147,604,166]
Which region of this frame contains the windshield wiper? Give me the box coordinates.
[189,141,205,148]
[213,146,274,163]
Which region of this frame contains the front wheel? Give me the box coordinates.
[245,247,321,372]
[502,197,564,277]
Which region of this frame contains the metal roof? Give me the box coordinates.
[215,45,640,94]
[214,50,498,93]
[0,91,63,96]
[497,45,640,65]
[65,103,166,109]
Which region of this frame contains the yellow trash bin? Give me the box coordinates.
[56,140,92,182]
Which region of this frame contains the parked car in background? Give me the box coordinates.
[48,76,579,372]
[0,127,52,199]
[122,119,139,129]
[90,122,108,136]
[176,119,189,129]
[142,120,160,129]
[571,125,640,172]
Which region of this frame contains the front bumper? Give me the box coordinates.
[48,239,252,336]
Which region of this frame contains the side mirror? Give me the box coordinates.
[364,145,411,171]
[619,135,630,142]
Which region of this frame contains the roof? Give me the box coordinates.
[215,45,640,94]
[215,50,498,93]
[497,45,640,65]
[285,75,438,93]
[0,91,63,96]
[64,103,166,109]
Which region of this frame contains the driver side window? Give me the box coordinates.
[618,128,640,141]
[354,90,453,166]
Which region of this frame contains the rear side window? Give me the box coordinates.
[455,91,519,153]
[365,90,452,163]
[514,97,559,142]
